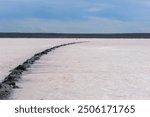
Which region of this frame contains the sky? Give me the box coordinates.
[0,0,150,33]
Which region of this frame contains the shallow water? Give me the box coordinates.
[7,39,150,100]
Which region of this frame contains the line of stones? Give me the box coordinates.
[0,41,83,99]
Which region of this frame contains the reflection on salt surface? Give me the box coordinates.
[9,39,150,100]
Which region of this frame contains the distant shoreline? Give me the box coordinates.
[0,33,150,38]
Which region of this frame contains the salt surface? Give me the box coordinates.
[6,39,150,100]
[0,38,76,83]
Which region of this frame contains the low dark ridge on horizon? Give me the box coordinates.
[0,33,150,38]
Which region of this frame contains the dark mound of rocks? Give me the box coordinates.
[0,41,85,99]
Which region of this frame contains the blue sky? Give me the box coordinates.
[0,0,150,33]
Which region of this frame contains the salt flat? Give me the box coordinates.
[2,38,149,100]
[0,38,76,83]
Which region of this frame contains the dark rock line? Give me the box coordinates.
[0,41,85,100]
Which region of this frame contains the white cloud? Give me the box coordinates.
[86,2,114,13]
[140,1,150,7]
[0,18,150,33]
[87,7,103,12]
